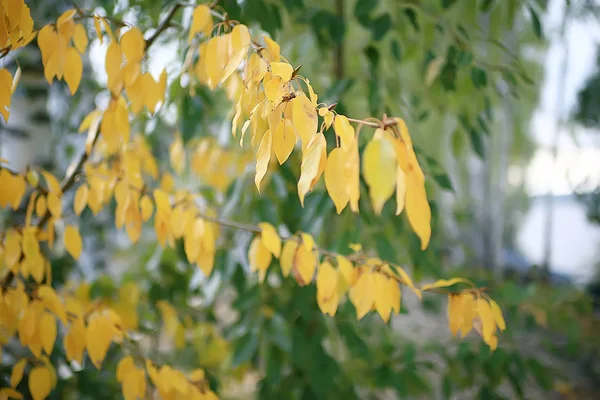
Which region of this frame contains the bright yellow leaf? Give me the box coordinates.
[120,27,145,63]
[324,147,350,214]
[40,312,57,355]
[363,130,396,215]
[405,171,431,250]
[64,47,82,95]
[254,128,272,192]
[349,268,374,320]
[489,298,506,331]
[0,68,12,122]
[140,195,154,221]
[292,93,318,147]
[64,225,82,260]
[421,278,469,292]
[270,62,293,82]
[258,222,281,258]
[333,115,355,151]
[297,132,326,205]
[293,243,316,286]
[248,237,272,279]
[188,4,213,42]
[73,23,88,53]
[316,261,338,316]
[29,366,52,400]
[10,359,27,388]
[73,184,88,216]
[280,239,298,277]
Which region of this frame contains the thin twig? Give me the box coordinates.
[145,3,183,49]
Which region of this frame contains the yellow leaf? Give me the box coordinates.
[425,56,445,86]
[38,285,67,325]
[270,62,293,82]
[363,131,396,215]
[272,118,296,164]
[0,68,12,122]
[140,195,154,222]
[396,166,406,215]
[10,358,27,388]
[57,9,76,29]
[300,233,314,252]
[46,192,61,217]
[293,244,316,286]
[297,132,326,206]
[317,261,338,316]
[373,272,393,323]
[205,35,228,89]
[248,237,272,277]
[116,356,135,382]
[93,16,103,44]
[447,294,462,336]
[64,225,83,259]
[263,35,281,62]
[336,255,357,286]
[333,115,355,151]
[0,388,23,399]
[280,239,298,277]
[324,147,350,214]
[105,41,123,94]
[349,268,374,320]
[405,170,431,250]
[169,133,186,174]
[489,299,506,331]
[64,47,82,95]
[254,128,272,192]
[73,23,88,53]
[120,28,145,63]
[85,314,115,368]
[258,222,281,258]
[73,184,88,216]
[292,93,318,147]
[40,312,57,355]
[29,366,52,400]
[188,4,213,42]
[421,278,468,292]
[36,196,47,218]
[476,298,496,346]
[41,170,61,194]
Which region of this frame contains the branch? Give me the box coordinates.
[145,3,183,49]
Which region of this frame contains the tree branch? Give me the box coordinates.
[145,3,183,49]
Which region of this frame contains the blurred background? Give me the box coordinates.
[2,0,600,399]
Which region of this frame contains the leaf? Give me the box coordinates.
[293,243,316,285]
[258,222,281,258]
[10,358,27,388]
[363,131,396,215]
[248,236,273,278]
[349,268,374,319]
[396,167,406,215]
[425,56,445,86]
[421,278,468,291]
[324,148,350,214]
[188,4,213,42]
[40,312,57,355]
[468,128,485,158]
[0,68,12,122]
[528,6,543,39]
[272,118,296,164]
[433,173,454,191]
[85,315,115,368]
[369,13,391,41]
[64,225,83,259]
[470,67,487,89]
[292,93,318,147]
[255,128,272,192]
[232,333,259,368]
[73,184,88,216]
[297,132,326,206]
[121,27,145,63]
[280,239,298,277]
[73,24,88,53]
[29,366,52,400]
[489,299,506,331]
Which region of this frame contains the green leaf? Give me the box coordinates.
[364,46,380,68]
[232,332,259,368]
[443,373,453,399]
[470,67,488,89]
[354,0,378,18]
[369,13,391,40]
[468,128,485,159]
[433,174,454,191]
[479,0,495,11]
[391,39,402,61]
[441,0,458,8]
[528,6,543,39]
[403,9,420,31]
[526,358,553,391]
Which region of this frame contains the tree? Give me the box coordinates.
[2,1,594,399]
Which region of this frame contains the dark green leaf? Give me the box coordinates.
[477,115,490,135]
[479,0,495,11]
[354,0,378,26]
[468,128,485,158]
[403,9,420,31]
[528,6,543,39]
[369,13,391,41]
[232,332,259,367]
[364,46,380,68]
[484,96,493,120]
[433,174,454,191]
[391,39,402,61]
[470,67,488,89]
[443,373,453,399]
[441,0,458,9]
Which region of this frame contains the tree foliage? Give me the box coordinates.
[1,0,598,399]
